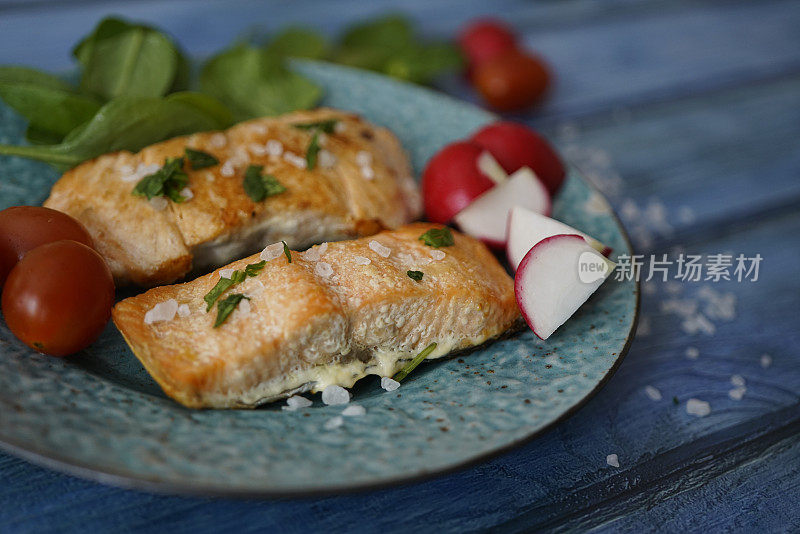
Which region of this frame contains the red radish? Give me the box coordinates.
[471,122,566,195]
[453,167,550,248]
[458,19,517,71]
[506,206,611,271]
[422,141,495,223]
[477,150,508,185]
[515,234,616,340]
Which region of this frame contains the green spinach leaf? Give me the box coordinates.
[266,27,328,60]
[200,44,322,120]
[73,17,184,100]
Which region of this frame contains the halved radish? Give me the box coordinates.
[453,167,550,248]
[515,234,616,340]
[506,206,611,271]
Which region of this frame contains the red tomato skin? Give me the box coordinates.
[0,249,11,289]
[472,50,551,111]
[471,121,566,195]
[1,240,114,357]
[0,205,93,265]
[458,18,517,69]
[422,141,495,223]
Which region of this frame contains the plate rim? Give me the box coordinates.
[0,61,640,498]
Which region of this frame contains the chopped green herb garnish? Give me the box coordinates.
[293,119,339,134]
[673,396,679,405]
[282,241,292,263]
[305,132,321,170]
[407,270,423,281]
[418,227,454,248]
[132,156,189,203]
[185,147,219,169]
[244,260,266,277]
[393,342,437,382]
[204,259,266,311]
[204,270,246,311]
[214,293,250,327]
[243,164,286,201]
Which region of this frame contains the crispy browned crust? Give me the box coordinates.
[113,224,520,409]
[45,108,421,286]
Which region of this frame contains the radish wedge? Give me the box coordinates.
[477,150,508,185]
[506,206,611,271]
[454,167,550,247]
[515,234,616,340]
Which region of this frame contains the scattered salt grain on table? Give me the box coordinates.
[760,354,772,368]
[686,398,711,417]
[144,299,179,325]
[369,240,391,258]
[324,416,344,430]
[685,347,700,360]
[381,377,400,392]
[342,405,366,417]
[730,375,745,387]
[644,385,662,401]
[728,387,746,401]
[606,454,620,468]
[260,242,284,261]
[321,385,350,405]
[282,395,313,411]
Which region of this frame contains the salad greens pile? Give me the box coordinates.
[0,14,461,170]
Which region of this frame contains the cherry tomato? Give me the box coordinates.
[2,240,114,357]
[458,19,517,72]
[0,206,93,286]
[0,250,11,290]
[471,121,566,195]
[473,50,551,111]
[422,141,495,224]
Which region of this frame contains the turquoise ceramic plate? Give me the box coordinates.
[0,61,638,496]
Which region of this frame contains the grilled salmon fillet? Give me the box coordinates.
[112,223,520,409]
[45,108,421,286]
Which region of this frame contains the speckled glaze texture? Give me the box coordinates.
[0,61,637,495]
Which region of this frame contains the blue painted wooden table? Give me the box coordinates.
[1,0,798,531]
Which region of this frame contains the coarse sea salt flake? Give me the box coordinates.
[260,242,284,261]
[180,187,193,201]
[321,385,350,405]
[210,133,227,148]
[315,261,334,278]
[219,268,235,279]
[318,149,336,168]
[317,242,328,256]
[606,454,620,468]
[238,299,251,314]
[369,240,391,258]
[249,143,267,156]
[119,164,134,175]
[342,405,366,417]
[686,398,711,417]
[149,197,168,211]
[324,416,344,430]
[644,385,662,401]
[144,299,179,325]
[354,256,371,266]
[177,304,191,318]
[361,166,375,180]
[282,395,313,411]
[380,377,400,391]
[266,139,283,157]
[430,250,446,261]
[220,161,235,177]
[355,150,372,167]
[283,151,306,169]
[729,387,746,401]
